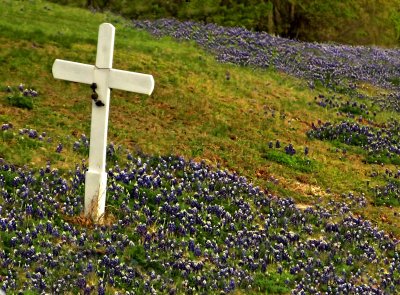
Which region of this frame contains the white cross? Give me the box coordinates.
[52,23,154,221]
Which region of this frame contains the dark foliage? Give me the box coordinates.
[48,0,400,46]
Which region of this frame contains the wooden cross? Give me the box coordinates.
[52,23,154,221]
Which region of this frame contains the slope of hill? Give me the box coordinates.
[1,0,400,294]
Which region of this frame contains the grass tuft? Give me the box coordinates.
[262,149,319,173]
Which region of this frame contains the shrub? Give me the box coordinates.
[4,84,38,110]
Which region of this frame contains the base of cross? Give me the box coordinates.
[84,170,107,222]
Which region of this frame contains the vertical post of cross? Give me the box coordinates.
[84,23,115,221]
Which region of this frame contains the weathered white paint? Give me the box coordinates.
[52,23,154,221]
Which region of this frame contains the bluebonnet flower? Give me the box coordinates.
[56,143,63,153]
[284,144,296,155]
[1,123,12,131]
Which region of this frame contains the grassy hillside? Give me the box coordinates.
[1,0,398,231]
[1,0,400,294]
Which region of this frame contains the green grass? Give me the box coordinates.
[252,272,293,294]
[5,93,34,110]
[374,193,400,207]
[262,149,319,173]
[338,105,364,115]
[0,0,400,237]
[365,153,400,165]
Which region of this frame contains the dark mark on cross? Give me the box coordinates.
[95,100,105,107]
[90,83,104,107]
